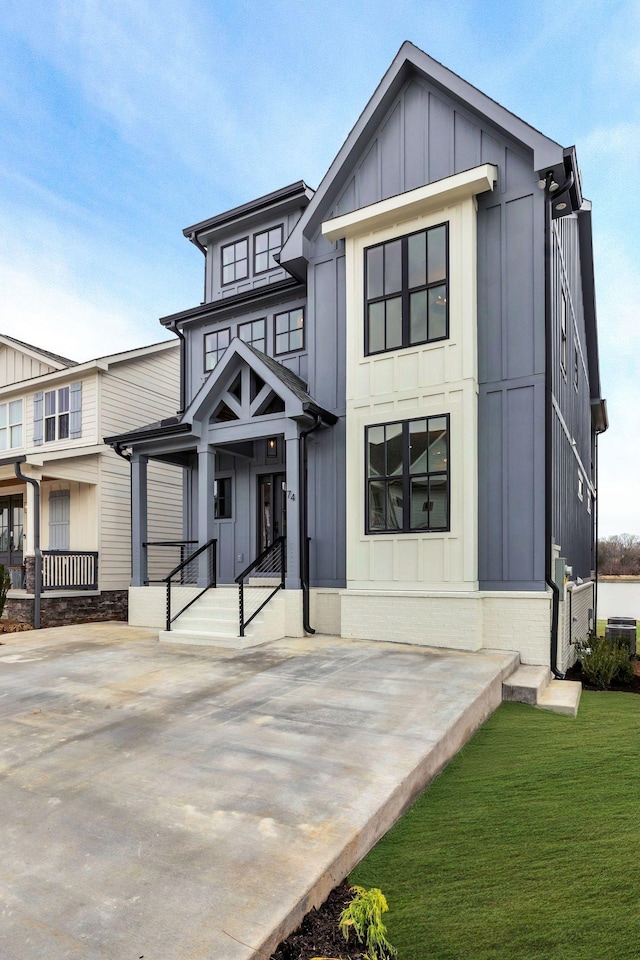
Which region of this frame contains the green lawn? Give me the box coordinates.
[350,694,640,960]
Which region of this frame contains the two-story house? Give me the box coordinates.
[109,42,606,673]
[0,334,182,628]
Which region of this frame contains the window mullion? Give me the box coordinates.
[401,236,409,348]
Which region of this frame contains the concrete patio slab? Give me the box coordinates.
[0,622,517,959]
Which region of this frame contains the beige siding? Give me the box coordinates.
[99,449,183,590]
[100,346,179,438]
[147,461,184,582]
[0,345,61,387]
[41,478,98,551]
[22,373,100,450]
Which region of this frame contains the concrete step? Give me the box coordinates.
[158,629,271,649]
[537,679,582,717]
[502,665,551,706]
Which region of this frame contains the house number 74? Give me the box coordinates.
[287,490,296,501]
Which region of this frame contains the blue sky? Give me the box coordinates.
[1,0,638,536]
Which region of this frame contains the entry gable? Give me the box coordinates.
[182,338,334,429]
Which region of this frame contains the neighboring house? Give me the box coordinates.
[108,42,607,673]
[0,334,182,627]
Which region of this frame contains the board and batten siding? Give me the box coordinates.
[0,345,62,387]
[333,189,482,592]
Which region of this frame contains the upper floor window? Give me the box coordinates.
[254,226,283,275]
[205,328,231,371]
[365,224,448,356]
[238,318,266,353]
[274,308,304,355]
[221,238,249,286]
[0,399,23,450]
[45,387,70,441]
[366,415,449,533]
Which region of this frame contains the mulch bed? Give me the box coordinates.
[565,658,640,694]
[0,619,33,636]
[270,883,366,960]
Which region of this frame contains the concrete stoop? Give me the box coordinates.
[158,586,286,649]
[503,664,581,717]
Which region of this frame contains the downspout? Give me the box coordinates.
[112,442,134,584]
[299,414,322,634]
[14,461,40,630]
[543,172,574,680]
[167,321,187,416]
[187,231,208,306]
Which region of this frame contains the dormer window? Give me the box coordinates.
[254,226,283,275]
[221,238,249,285]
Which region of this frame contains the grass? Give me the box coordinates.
[350,694,640,959]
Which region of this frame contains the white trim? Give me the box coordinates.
[322,164,497,242]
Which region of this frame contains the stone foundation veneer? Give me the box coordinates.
[4,591,128,629]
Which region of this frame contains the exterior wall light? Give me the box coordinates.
[267,437,278,459]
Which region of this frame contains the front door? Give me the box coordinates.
[0,495,24,568]
[258,473,286,553]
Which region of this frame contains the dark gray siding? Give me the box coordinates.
[306,74,548,590]
[550,215,595,578]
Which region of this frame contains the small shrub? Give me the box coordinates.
[576,634,633,689]
[338,885,397,960]
[0,563,11,619]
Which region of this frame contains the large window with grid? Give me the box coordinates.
[365,223,448,355]
[45,387,70,441]
[274,308,304,355]
[221,238,249,285]
[366,415,449,533]
[254,225,283,274]
[0,400,23,451]
[238,318,266,353]
[204,328,231,371]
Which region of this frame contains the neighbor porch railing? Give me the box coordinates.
[41,550,98,591]
[235,536,285,637]
[164,539,217,632]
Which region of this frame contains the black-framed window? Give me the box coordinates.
[254,225,283,275]
[238,318,266,353]
[365,223,448,355]
[214,478,232,519]
[366,415,449,533]
[221,238,249,285]
[44,387,70,442]
[274,307,304,355]
[204,328,231,371]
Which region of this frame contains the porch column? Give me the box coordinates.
[197,446,215,586]
[131,453,148,586]
[285,432,300,589]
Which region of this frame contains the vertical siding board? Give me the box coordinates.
[478,388,503,581]
[357,141,379,208]
[403,80,428,191]
[312,259,339,411]
[428,94,453,182]
[380,101,402,200]
[506,385,535,581]
[477,202,503,383]
[505,195,535,379]
[454,112,481,173]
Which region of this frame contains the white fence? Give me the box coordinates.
[597,580,640,621]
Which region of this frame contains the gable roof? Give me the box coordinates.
[280,40,566,275]
[0,333,77,369]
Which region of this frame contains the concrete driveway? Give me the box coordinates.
[0,623,517,959]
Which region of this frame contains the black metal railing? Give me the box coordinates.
[235,536,285,637]
[164,539,217,632]
[41,551,98,591]
[144,540,198,584]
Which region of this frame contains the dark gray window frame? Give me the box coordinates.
[204,328,231,372]
[214,477,233,520]
[220,237,249,286]
[238,317,267,352]
[253,225,284,276]
[364,222,449,357]
[365,414,450,535]
[273,307,305,356]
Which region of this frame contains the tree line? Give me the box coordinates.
[598,534,640,576]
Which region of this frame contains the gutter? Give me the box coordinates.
[299,414,323,633]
